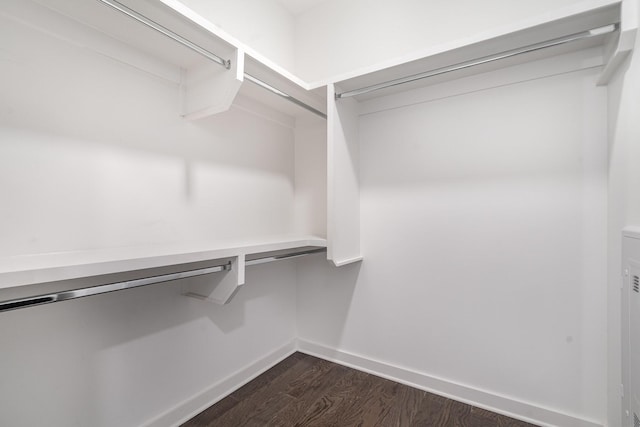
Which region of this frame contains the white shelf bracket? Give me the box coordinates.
[182,254,246,304]
[597,0,638,85]
[181,48,245,120]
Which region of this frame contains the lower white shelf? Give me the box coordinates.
[0,236,327,311]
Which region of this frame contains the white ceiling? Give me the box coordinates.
[274,0,328,15]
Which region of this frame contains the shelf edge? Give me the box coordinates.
[0,237,327,290]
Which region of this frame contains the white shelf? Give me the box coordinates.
[0,236,327,290]
[29,0,235,77]
[332,0,621,101]
[16,0,326,121]
[0,1,330,301]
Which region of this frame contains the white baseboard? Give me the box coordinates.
[141,339,297,427]
[296,339,603,427]
[141,338,603,427]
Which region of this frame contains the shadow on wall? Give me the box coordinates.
[180,267,248,334]
[295,254,361,349]
[358,70,604,190]
[1,21,297,256]
[0,16,295,175]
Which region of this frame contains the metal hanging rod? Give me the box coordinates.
[97,0,231,69]
[245,247,327,266]
[244,74,327,119]
[0,247,327,313]
[335,24,618,99]
[0,263,231,314]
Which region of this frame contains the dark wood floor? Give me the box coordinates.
[182,352,538,427]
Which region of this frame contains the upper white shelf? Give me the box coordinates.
[0,236,327,290]
[18,0,326,121]
[29,0,234,76]
[332,0,621,101]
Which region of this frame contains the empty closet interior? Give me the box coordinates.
[0,0,639,426]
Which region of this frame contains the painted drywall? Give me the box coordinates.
[274,0,326,16]
[297,66,608,425]
[293,0,593,83]
[0,263,298,427]
[0,12,296,256]
[607,2,640,425]
[175,0,296,72]
[0,9,300,427]
[294,118,327,238]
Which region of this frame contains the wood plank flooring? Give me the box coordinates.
[181,352,539,427]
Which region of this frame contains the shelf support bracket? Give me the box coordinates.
[182,254,245,304]
[181,48,244,120]
[597,0,637,85]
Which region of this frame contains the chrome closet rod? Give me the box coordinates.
[245,247,327,266]
[335,23,618,99]
[0,263,231,313]
[97,0,231,69]
[0,247,327,313]
[244,74,327,119]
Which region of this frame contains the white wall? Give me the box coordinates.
[293,0,591,83]
[294,118,327,238]
[176,0,296,72]
[0,262,298,427]
[607,2,640,425]
[298,65,608,425]
[0,1,627,426]
[0,8,299,427]
[0,11,296,256]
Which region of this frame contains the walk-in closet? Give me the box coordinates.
[1,0,639,426]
